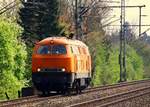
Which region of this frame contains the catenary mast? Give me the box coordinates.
[119,0,126,82]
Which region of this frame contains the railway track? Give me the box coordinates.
[50,79,150,107]
[68,86,150,107]
[0,94,62,107]
[85,79,150,92]
[0,79,150,107]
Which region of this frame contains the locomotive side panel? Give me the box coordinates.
[69,45,91,89]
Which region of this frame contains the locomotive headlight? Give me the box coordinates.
[37,68,41,72]
[61,68,66,72]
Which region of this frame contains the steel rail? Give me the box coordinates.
[99,90,150,107]
[85,79,150,92]
[68,86,150,107]
[0,79,150,107]
[0,95,62,107]
[31,79,150,107]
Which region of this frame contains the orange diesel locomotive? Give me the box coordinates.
[32,37,91,94]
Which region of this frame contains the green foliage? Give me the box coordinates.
[92,45,113,86]
[83,31,105,71]
[92,44,144,86]
[131,41,150,78]
[18,0,63,40]
[0,19,27,100]
[24,44,33,82]
[126,46,144,80]
[88,32,144,86]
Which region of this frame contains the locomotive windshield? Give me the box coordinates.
[37,45,66,55]
[37,45,49,54]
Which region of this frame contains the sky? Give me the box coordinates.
[109,0,150,36]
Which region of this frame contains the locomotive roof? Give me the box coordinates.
[38,37,87,47]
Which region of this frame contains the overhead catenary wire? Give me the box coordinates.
[0,0,17,12]
[74,0,113,39]
[105,25,150,26]
[0,0,56,16]
[0,0,20,15]
[102,18,120,28]
[140,28,150,36]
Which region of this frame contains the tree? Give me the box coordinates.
[92,44,144,86]
[131,39,150,78]
[124,22,136,43]
[0,19,27,100]
[18,0,63,40]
